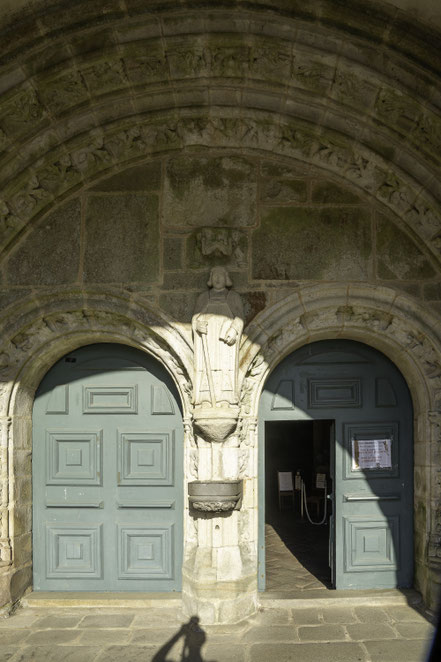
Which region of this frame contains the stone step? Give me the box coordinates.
[260,588,423,609]
[22,591,182,609]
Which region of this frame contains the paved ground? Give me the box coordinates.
[0,599,435,662]
[0,513,434,661]
[265,513,331,593]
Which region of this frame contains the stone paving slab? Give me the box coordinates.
[0,601,435,662]
[249,642,368,662]
[364,638,431,662]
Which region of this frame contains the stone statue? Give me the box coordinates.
[192,267,244,442]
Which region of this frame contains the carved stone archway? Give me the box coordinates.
[0,289,195,606]
[240,283,441,608]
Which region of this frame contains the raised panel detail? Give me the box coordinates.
[46,430,102,485]
[83,386,138,414]
[344,517,398,572]
[46,385,69,414]
[117,431,173,485]
[271,380,295,410]
[117,525,173,579]
[309,379,361,408]
[376,378,397,407]
[46,524,102,578]
[151,385,175,415]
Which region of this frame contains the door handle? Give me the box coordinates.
[344,494,399,502]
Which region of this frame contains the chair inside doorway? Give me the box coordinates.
[265,419,333,593]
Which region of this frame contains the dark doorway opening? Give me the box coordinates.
[265,419,334,593]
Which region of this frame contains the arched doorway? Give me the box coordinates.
[258,340,413,592]
[32,343,184,592]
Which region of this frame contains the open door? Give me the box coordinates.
[259,339,413,591]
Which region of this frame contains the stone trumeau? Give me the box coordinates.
[0,0,441,622]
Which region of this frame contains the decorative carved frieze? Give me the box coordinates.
[1,110,441,264]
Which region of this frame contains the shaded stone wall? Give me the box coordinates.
[2,152,438,316]
[1,0,441,621]
[0,150,440,619]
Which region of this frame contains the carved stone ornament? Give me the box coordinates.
[188,480,243,513]
[192,267,244,442]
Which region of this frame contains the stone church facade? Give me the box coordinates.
[1,0,441,623]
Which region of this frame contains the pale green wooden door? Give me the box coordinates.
[33,343,183,591]
[259,340,413,590]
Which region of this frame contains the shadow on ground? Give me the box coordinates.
[152,616,215,662]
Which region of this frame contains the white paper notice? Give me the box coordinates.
[352,438,392,470]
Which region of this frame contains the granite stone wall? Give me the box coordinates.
[1,0,441,621]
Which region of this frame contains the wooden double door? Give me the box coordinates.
[33,343,183,592]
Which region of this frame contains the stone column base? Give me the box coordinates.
[182,570,257,624]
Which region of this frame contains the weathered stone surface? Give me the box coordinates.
[354,606,390,623]
[376,215,436,280]
[249,642,367,662]
[423,282,441,299]
[242,291,267,325]
[95,646,157,661]
[163,156,257,228]
[9,567,32,603]
[241,625,298,642]
[297,624,346,641]
[163,237,183,271]
[346,623,397,640]
[6,199,81,286]
[32,615,83,629]
[364,638,430,662]
[394,622,435,638]
[79,614,135,629]
[321,607,357,623]
[252,207,371,280]
[25,630,81,645]
[0,630,31,645]
[290,609,321,625]
[78,630,131,645]
[159,291,197,322]
[311,181,362,204]
[186,227,248,269]
[83,194,159,283]
[260,179,308,203]
[0,289,32,313]
[91,161,161,192]
[260,160,310,178]
[12,646,101,662]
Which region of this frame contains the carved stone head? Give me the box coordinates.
[207,266,232,290]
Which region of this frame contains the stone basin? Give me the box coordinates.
[188,480,243,513]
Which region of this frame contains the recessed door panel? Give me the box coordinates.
[33,343,183,592]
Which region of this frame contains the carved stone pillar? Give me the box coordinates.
[182,269,257,623]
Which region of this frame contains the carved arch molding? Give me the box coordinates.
[239,283,441,569]
[0,290,193,567]
[0,0,441,261]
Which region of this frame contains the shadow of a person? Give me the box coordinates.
[152,616,212,662]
